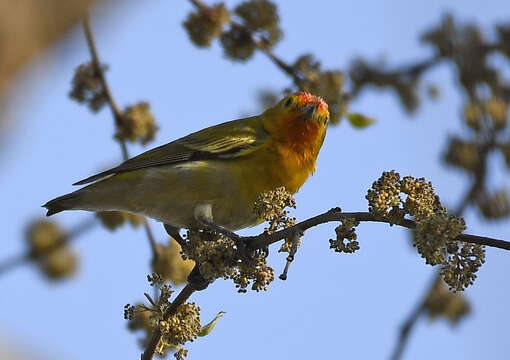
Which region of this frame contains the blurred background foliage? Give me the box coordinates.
[0,1,509,359]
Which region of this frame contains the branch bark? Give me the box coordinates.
[243,208,510,251]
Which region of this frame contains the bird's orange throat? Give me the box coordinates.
[275,114,325,176]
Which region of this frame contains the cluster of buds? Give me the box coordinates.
[69,63,158,146]
[423,276,470,325]
[183,0,281,61]
[125,273,225,359]
[329,218,360,254]
[152,239,195,285]
[95,211,141,231]
[115,101,157,145]
[69,62,108,112]
[25,220,77,280]
[253,186,296,233]
[253,186,297,254]
[181,230,274,293]
[125,274,200,359]
[366,171,485,291]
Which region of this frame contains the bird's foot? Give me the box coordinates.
[163,224,186,247]
[197,217,253,264]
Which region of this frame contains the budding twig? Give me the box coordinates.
[82,15,159,261]
[244,208,510,252]
[141,283,196,360]
[188,0,307,85]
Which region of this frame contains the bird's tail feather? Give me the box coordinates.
[43,192,81,216]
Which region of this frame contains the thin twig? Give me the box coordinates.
[279,228,303,280]
[82,15,159,260]
[141,283,196,360]
[188,0,306,85]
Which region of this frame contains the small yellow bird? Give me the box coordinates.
[44,91,329,231]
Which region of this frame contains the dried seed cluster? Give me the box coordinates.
[95,211,141,231]
[25,220,77,280]
[69,62,108,112]
[125,274,200,359]
[366,171,485,291]
[181,230,274,293]
[253,186,298,254]
[152,239,195,285]
[329,218,360,254]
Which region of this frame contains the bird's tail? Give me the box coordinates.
[43,192,82,216]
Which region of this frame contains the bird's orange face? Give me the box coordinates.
[262,91,329,153]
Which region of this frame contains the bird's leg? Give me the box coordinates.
[194,203,252,263]
[163,224,186,247]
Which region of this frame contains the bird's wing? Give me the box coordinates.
[73,116,267,185]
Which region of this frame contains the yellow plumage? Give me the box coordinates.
[44,91,329,230]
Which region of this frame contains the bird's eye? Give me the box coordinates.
[283,98,293,108]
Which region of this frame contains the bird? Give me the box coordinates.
[43,91,329,233]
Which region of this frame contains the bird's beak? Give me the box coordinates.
[301,105,316,117]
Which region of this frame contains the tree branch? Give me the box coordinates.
[188,0,306,86]
[82,15,159,261]
[243,208,510,251]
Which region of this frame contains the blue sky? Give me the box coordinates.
[1,1,509,359]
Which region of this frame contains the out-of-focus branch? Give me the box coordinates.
[390,269,439,360]
[82,16,158,260]
[82,15,128,159]
[188,0,306,85]
[0,216,98,276]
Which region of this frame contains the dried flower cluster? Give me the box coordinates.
[253,186,298,253]
[69,63,158,146]
[69,62,108,112]
[115,101,157,145]
[366,171,485,291]
[95,211,141,231]
[181,230,274,292]
[25,220,77,280]
[183,0,280,61]
[183,3,229,47]
[152,239,195,285]
[329,218,360,254]
[423,276,470,325]
[125,274,201,359]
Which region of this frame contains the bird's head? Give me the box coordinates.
[262,91,329,154]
